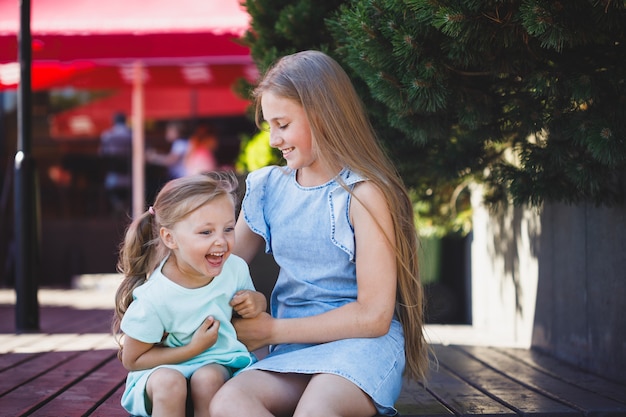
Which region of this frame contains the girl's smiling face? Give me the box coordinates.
[161,194,236,288]
[261,92,323,178]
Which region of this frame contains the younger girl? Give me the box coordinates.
[112,172,266,417]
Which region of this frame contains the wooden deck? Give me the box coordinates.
[1,284,625,417]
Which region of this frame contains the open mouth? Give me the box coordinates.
[281,146,295,157]
[206,252,224,266]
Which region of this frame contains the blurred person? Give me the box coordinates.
[146,121,189,180]
[100,111,132,214]
[184,123,219,175]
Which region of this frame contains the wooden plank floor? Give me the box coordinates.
[1,286,626,417]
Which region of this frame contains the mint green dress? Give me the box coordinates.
[120,255,255,416]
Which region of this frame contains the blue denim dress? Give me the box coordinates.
[241,166,405,416]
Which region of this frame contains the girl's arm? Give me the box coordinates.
[145,148,183,167]
[121,316,220,371]
[230,220,268,318]
[233,216,265,263]
[234,181,397,351]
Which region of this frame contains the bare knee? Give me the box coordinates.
[209,380,243,417]
[211,371,309,417]
[147,368,187,407]
[294,400,377,417]
[293,373,377,417]
[191,365,230,417]
[190,364,229,395]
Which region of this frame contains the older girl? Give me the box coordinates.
[210,50,429,417]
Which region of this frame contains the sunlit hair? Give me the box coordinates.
[252,50,429,381]
[111,171,239,355]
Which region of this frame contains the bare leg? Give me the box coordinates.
[210,370,311,417]
[294,373,377,417]
[146,368,187,417]
[190,364,230,417]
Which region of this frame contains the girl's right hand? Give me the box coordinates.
[232,312,274,351]
[190,316,220,353]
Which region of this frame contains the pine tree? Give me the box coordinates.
[240,0,626,229]
[237,0,344,97]
[240,0,475,232]
[330,0,626,207]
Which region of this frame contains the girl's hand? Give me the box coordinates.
[189,316,220,353]
[121,317,220,371]
[232,311,274,351]
[230,290,267,318]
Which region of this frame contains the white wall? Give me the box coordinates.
[470,185,539,348]
[469,185,626,383]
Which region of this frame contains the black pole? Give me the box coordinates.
[15,0,40,332]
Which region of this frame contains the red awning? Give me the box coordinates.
[50,87,251,139]
[0,0,255,218]
[0,0,251,64]
[0,60,258,91]
[0,0,256,90]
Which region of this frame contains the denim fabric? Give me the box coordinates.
[241,166,405,416]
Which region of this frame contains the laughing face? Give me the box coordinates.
[160,194,236,288]
[262,91,331,185]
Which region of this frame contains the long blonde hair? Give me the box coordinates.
[252,50,428,381]
[111,172,239,351]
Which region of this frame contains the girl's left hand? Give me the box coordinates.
[230,290,267,318]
